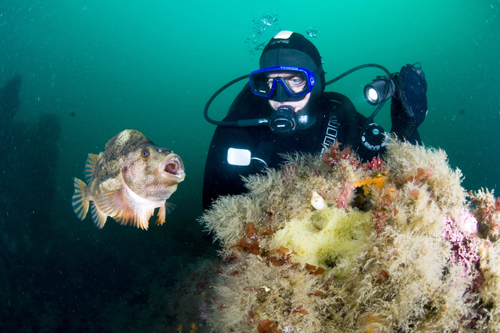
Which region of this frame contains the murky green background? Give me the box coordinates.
[1,0,499,330]
[3,0,500,206]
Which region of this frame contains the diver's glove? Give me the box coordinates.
[390,63,428,144]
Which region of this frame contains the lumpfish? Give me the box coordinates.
[72,129,185,230]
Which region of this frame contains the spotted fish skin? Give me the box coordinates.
[72,130,185,229]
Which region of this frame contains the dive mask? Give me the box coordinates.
[249,66,315,98]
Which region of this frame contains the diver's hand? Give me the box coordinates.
[390,63,428,142]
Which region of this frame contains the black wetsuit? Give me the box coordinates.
[202,84,419,210]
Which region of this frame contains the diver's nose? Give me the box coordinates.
[271,81,290,102]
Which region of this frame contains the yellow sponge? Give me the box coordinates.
[271,207,372,270]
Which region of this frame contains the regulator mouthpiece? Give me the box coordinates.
[268,105,296,136]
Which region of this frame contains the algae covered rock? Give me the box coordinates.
[199,138,500,332]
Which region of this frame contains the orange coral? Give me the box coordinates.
[292,305,309,315]
[307,290,325,296]
[260,225,274,236]
[305,263,325,275]
[266,246,293,267]
[257,319,283,333]
[408,167,432,185]
[229,237,260,255]
[354,175,386,195]
[229,222,260,255]
[246,222,258,240]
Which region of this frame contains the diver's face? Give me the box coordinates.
[266,72,311,111]
[269,93,311,111]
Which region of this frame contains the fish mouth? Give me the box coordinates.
[160,154,185,181]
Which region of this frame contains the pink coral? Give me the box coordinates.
[199,299,209,324]
[365,156,386,172]
[373,212,390,232]
[442,212,479,274]
[336,182,351,209]
[321,142,360,168]
[456,208,478,235]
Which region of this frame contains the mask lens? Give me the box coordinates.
[249,71,272,96]
[274,70,309,95]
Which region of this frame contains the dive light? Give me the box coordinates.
[364,76,396,105]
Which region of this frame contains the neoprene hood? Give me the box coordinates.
[259,31,325,97]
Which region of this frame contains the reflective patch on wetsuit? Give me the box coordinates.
[227,148,251,166]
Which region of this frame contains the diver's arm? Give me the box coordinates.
[390,64,428,144]
[202,126,254,210]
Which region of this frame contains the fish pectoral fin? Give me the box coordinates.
[84,153,99,183]
[72,178,89,220]
[90,201,108,228]
[165,201,176,213]
[96,190,126,219]
[156,202,176,226]
[96,189,154,230]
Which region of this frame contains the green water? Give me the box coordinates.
[1,0,499,330]
[3,0,500,207]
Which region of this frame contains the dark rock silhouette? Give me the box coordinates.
[0,76,64,331]
[0,75,21,126]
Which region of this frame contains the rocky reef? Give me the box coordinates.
[198,138,500,332]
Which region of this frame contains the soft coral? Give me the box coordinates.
[365,156,386,172]
[321,141,359,167]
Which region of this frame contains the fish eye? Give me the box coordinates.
[140,148,150,159]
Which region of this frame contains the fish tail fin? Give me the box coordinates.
[72,178,89,220]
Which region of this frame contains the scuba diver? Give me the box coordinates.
[203,30,428,210]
